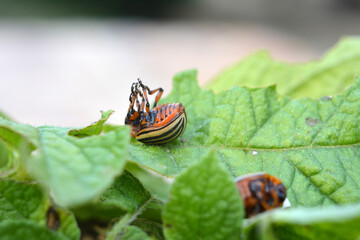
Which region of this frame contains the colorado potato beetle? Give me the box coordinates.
[124,79,187,144]
[235,173,287,218]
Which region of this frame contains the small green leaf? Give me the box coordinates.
[74,170,155,221]
[111,225,151,240]
[72,203,126,222]
[100,170,151,213]
[0,180,47,222]
[0,219,69,240]
[75,170,161,239]
[29,125,129,207]
[132,218,164,240]
[244,205,360,240]
[0,119,38,179]
[0,140,10,168]
[106,198,155,240]
[55,208,81,240]
[208,37,360,98]
[129,70,360,207]
[125,161,171,202]
[68,110,114,137]
[163,152,244,240]
[0,113,130,207]
[100,170,164,239]
[0,180,80,240]
[0,119,37,152]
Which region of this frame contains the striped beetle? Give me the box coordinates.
[235,173,287,218]
[124,79,187,145]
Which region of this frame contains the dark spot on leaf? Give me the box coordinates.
[181,138,186,143]
[166,224,172,228]
[306,117,319,127]
[243,149,248,155]
[46,206,60,231]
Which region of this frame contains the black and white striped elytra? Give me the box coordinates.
[136,109,187,144]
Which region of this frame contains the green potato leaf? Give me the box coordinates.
[78,170,162,239]
[99,170,151,213]
[105,198,159,240]
[129,70,360,208]
[68,110,114,137]
[73,169,162,222]
[0,140,12,172]
[0,219,69,240]
[244,205,360,240]
[125,161,171,202]
[132,218,164,240]
[0,112,130,207]
[162,152,244,240]
[110,225,151,240]
[0,180,47,222]
[208,37,360,98]
[0,180,80,240]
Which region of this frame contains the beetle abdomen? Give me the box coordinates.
[136,103,187,144]
[235,173,286,218]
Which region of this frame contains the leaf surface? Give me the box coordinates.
[99,170,151,213]
[0,219,69,240]
[79,170,162,240]
[68,110,114,137]
[116,226,151,240]
[208,37,360,98]
[162,152,244,240]
[0,180,80,240]
[0,180,47,222]
[105,198,157,240]
[244,205,360,240]
[128,70,360,207]
[0,112,130,207]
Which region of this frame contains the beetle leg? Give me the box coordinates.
[137,79,163,109]
[136,96,140,113]
[138,79,151,113]
[127,93,136,114]
[138,91,146,113]
[127,86,140,118]
[148,87,163,108]
[142,86,163,108]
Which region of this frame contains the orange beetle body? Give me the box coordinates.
[125,79,186,145]
[235,173,287,218]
